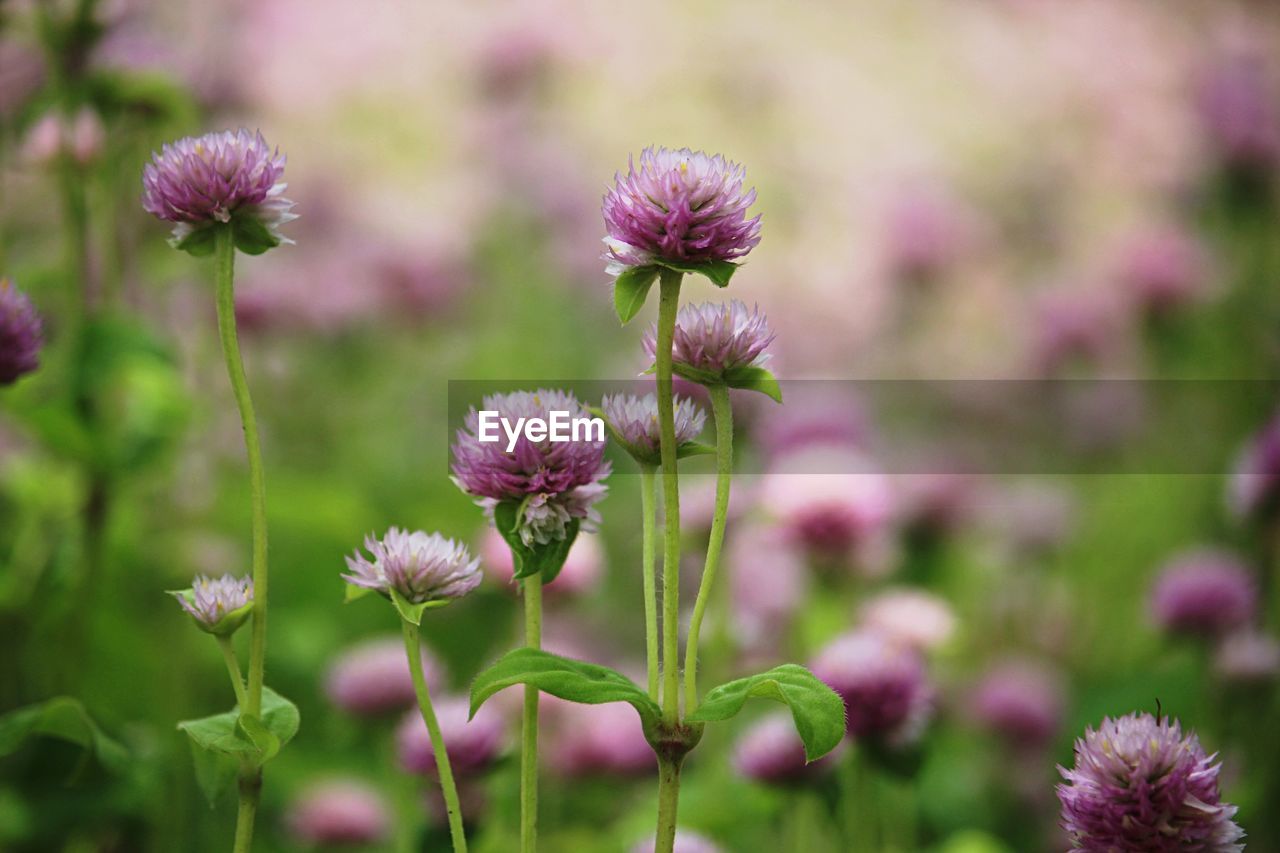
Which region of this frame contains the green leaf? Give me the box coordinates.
[686,665,845,761]
[492,501,581,584]
[388,587,450,626]
[178,687,299,768]
[231,214,281,256]
[723,365,783,403]
[188,739,238,807]
[170,225,219,257]
[675,441,716,459]
[343,583,374,603]
[670,362,723,386]
[655,259,739,288]
[470,648,661,731]
[613,266,660,324]
[0,697,129,775]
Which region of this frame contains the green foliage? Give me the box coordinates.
[613,266,660,324]
[722,365,782,403]
[177,687,299,802]
[686,665,846,762]
[0,697,128,775]
[470,648,661,731]
[653,259,739,288]
[493,500,580,583]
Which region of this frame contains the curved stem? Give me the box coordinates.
[655,269,683,724]
[683,383,733,711]
[654,756,683,853]
[521,572,543,853]
[216,635,247,709]
[402,620,468,853]
[640,465,660,701]
[213,227,269,718]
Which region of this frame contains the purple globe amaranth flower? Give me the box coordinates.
[970,659,1065,750]
[1228,412,1280,524]
[284,779,391,847]
[325,636,444,717]
[0,279,43,386]
[397,696,505,778]
[600,392,705,464]
[451,389,610,547]
[733,712,844,785]
[547,698,655,778]
[141,129,296,251]
[859,588,956,653]
[602,146,760,275]
[1214,630,1280,684]
[171,573,254,636]
[1113,225,1212,320]
[343,528,481,606]
[812,630,932,745]
[1149,549,1256,639]
[1057,712,1244,852]
[643,300,774,378]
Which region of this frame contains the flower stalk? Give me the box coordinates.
[640,465,660,700]
[216,636,247,709]
[655,268,684,725]
[683,382,733,711]
[402,619,468,853]
[521,572,543,853]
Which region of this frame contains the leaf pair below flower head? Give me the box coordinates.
[468,650,845,762]
[171,216,282,258]
[613,260,739,325]
[493,499,580,584]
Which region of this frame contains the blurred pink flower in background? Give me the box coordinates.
[631,830,723,853]
[1150,549,1257,639]
[477,527,603,597]
[732,712,845,785]
[1227,411,1280,524]
[397,696,506,778]
[1214,630,1280,684]
[1028,289,1126,378]
[1111,224,1213,320]
[284,779,391,847]
[969,658,1065,750]
[762,447,897,565]
[755,387,870,462]
[728,524,808,659]
[21,109,105,168]
[1198,41,1280,171]
[812,630,933,745]
[859,588,957,653]
[546,699,655,778]
[880,180,981,285]
[325,636,443,718]
[896,470,979,540]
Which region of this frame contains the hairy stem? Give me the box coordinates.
[216,635,247,709]
[641,465,660,701]
[231,771,260,853]
[213,227,269,717]
[402,619,468,853]
[683,383,733,711]
[654,756,683,853]
[521,572,543,853]
[655,269,683,724]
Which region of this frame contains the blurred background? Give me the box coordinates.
[4,0,1280,850]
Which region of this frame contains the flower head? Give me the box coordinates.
[325,636,444,717]
[812,631,931,744]
[1057,712,1244,851]
[284,780,391,847]
[343,528,481,606]
[452,389,610,546]
[602,146,760,275]
[171,573,254,635]
[1214,630,1280,684]
[0,279,43,386]
[859,588,956,653]
[643,300,774,377]
[1114,226,1211,319]
[630,830,724,853]
[141,129,296,249]
[397,696,505,778]
[1150,549,1256,638]
[733,712,844,785]
[1228,412,1280,523]
[600,392,705,464]
[970,659,1064,750]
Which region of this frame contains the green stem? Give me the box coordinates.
[655,269,683,724]
[402,620,468,853]
[216,635,247,709]
[683,383,733,711]
[213,227,269,718]
[640,465,660,701]
[654,756,683,853]
[231,771,260,853]
[521,572,543,853]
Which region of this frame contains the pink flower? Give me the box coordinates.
[325,636,443,718]
[284,780,390,846]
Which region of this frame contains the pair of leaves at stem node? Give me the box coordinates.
[492,500,579,584]
[640,361,783,405]
[171,216,280,258]
[613,259,739,325]
[178,687,299,805]
[469,649,844,762]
